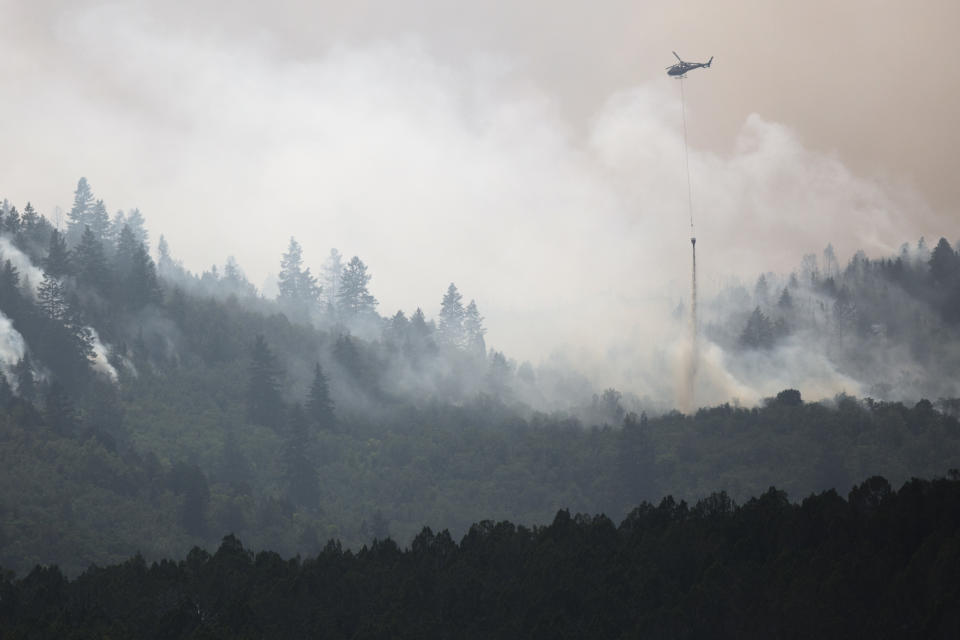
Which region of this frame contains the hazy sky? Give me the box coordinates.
[2,0,958,384]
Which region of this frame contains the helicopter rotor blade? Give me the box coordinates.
[673,51,683,62]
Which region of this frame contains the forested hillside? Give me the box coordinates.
[1,180,959,578]
[3,473,959,639]
[707,238,960,401]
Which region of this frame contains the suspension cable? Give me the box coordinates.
[679,77,694,237]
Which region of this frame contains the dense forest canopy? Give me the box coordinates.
[0,179,959,585]
[2,473,959,638]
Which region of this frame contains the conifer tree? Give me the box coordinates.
[74,226,111,292]
[127,242,162,308]
[0,260,22,316]
[37,272,69,321]
[438,283,465,347]
[322,248,344,311]
[108,211,126,248]
[44,229,71,278]
[306,362,335,431]
[740,307,775,349]
[278,237,321,315]
[113,225,137,275]
[89,200,111,243]
[66,178,95,244]
[2,206,20,234]
[20,202,38,230]
[338,256,377,317]
[125,208,149,247]
[463,299,486,356]
[246,334,284,429]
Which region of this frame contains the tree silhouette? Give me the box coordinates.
[246,335,284,429]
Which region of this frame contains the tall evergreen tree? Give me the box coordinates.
[929,237,958,285]
[66,178,95,244]
[127,242,162,308]
[438,283,465,348]
[246,334,284,429]
[338,256,377,317]
[125,208,149,247]
[322,248,344,311]
[2,206,21,234]
[278,237,320,315]
[0,260,22,316]
[20,202,39,230]
[463,299,486,356]
[113,224,137,275]
[88,200,111,243]
[108,211,126,249]
[44,229,71,278]
[37,272,69,321]
[306,363,335,431]
[74,225,111,292]
[740,307,775,349]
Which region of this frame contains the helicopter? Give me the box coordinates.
[666,52,713,78]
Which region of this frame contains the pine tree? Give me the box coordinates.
[156,235,182,278]
[338,256,377,317]
[127,242,162,308]
[278,237,320,315]
[20,202,39,230]
[0,260,22,316]
[463,299,486,356]
[438,283,465,348]
[114,224,137,275]
[929,237,958,285]
[66,178,95,244]
[125,208,149,247]
[246,334,284,429]
[44,229,71,278]
[740,307,775,349]
[306,362,335,431]
[89,200,111,243]
[2,206,20,234]
[74,226,111,292]
[37,272,69,321]
[322,248,345,311]
[108,211,126,249]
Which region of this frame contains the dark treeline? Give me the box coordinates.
[1,182,960,577]
[2,472,959,639]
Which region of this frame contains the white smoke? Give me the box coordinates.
[88,327,118,382]
[1,6,956,410]
[0,236,44,297]
[0,310,27,380]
